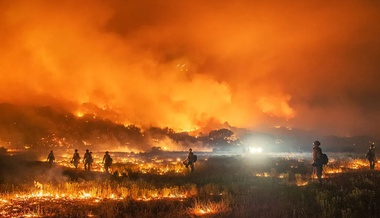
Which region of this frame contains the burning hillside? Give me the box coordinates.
[0,103,248,153]
[1,1,380,138]
[0,103,378,154]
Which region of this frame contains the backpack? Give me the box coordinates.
[193,155,197,163]
[367,150,375,160]
[105,156,113,166]
[321,153,328,165]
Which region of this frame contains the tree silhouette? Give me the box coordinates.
[209,129,235,150]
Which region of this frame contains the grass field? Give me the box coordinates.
[0,152,379,217]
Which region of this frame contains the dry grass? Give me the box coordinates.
[188,198,231,216]
[1,153,380,217]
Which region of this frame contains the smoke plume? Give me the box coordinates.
[1,0,380,137]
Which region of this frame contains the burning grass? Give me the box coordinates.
[1,152,380,217]
[43,152,188,175]
[0,179,197,217]
[188,198,231,216]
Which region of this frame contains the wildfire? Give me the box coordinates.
[322,158,372,176]
[325,168,343,174]
[189,199,230,216]
[45,151,190,175]
[75,111,84,117]
[0,179,196,217]
[255,172,270,177]
[296,181,308,186]
[347,159,369,170]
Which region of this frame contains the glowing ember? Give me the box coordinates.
[255,172,270,177]
[189,199,230,216]
[75,111,84,117]
[296,181,308,186]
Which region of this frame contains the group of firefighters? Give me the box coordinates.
[46,148,197,174]
[313,140,376,185]
[46,149,114,173]
[47,142,377,181]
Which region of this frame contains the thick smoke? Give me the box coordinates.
[0,0,380,137]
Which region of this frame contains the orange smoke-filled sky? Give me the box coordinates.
[0,0,380,137]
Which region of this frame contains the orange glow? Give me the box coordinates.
[257,95,295,120]
[189,199,230,216]
[0,1,380,137]
[75,111,84,117]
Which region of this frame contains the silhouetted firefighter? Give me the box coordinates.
[102,151,113,174]
[312,141,323,185]
[366,143,376,170]
[183,148,197,172]
[71,149,81,170]
[83,149,93,172]
[47,150,55,166]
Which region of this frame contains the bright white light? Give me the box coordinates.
[249,147,263,154]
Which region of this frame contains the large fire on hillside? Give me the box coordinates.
[0,0,380,139]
